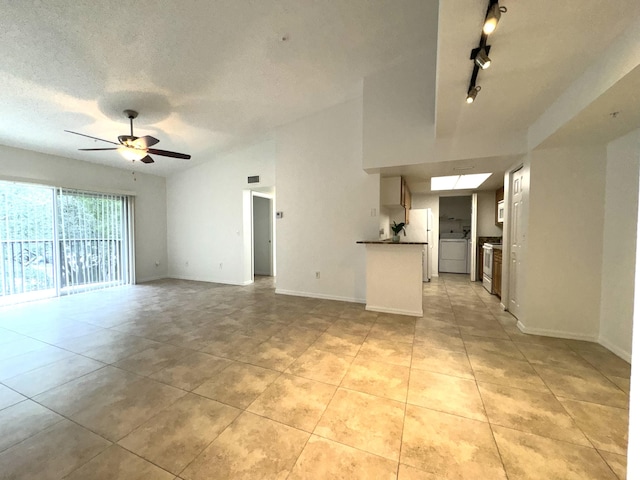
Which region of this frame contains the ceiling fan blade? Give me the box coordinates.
[78,148,118,151]
[65,130,118,145]
[140,155,155,164]
[147,148,191,160]
[134,135,160,148]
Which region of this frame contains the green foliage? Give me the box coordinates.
[391,221,406,235]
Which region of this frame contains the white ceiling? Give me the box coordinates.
[1,1,639,179]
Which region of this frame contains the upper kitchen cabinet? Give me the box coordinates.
[381,176,411,208]
[381,176,412,224]
[495,186,504,227]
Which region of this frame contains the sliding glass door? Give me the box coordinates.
[0,183,56,303]
[0,181,133,305]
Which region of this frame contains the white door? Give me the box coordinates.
[509,167,525,317]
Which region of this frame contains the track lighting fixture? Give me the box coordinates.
[483,2,502,35]
[466,86,481,104]
[474,47,491,70]
[465,0,506,104]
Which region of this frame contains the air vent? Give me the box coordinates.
[248,175,260,184]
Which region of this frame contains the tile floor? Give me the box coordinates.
[0,274,631,479]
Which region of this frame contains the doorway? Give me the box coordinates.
[251,193,274,278]
[438,196,472,275]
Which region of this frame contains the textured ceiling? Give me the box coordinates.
[0,0,437,175]
[1,1,639,178]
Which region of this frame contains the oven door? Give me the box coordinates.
[482,245,493,278]
[483,273,493,292]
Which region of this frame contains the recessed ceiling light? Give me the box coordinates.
[431,173,492,191]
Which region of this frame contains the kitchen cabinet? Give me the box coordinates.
[492,248,502,298]
[381,176,411,224]
[404,180,411,224]
[495,186,504,226]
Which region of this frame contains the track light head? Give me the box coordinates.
[483,2,507,35]
[472,46,492,69]
[466,85,481,104]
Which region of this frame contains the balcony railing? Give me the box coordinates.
[0,239,123,297]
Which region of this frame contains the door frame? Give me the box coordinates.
[250,191,275,279]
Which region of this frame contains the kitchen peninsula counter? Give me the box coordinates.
[357,240,427,317]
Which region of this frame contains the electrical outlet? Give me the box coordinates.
[371,208,377,217]
[315,271,320,279]
[155,260,160,267]
[219,263,223,269]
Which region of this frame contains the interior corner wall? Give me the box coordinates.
[524,145,606,340]
[166,140,276,285]
[0,144,167,283]
[599,129,640,361]
[275,98,379,303]
[476,191,503,237]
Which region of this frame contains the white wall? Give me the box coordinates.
[628,187,640,477]
[524,145,606,340]
[363,48,437,170]
[0,145,167,283]
[275,99,379,302]
[166,140,276,285]
[477,191,503,237]
[599,129,640,361]
[439,196,471,234]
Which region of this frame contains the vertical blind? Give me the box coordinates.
[0,180,134,304]
[56,188,133,295]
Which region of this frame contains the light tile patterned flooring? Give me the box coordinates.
[0,274,631,479]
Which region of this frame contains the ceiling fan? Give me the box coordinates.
[65,110,191,164]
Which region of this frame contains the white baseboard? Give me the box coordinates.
[275,288,365,304]
[365,305,423,317]
[168,275,249,286]
[516,320,598,342]
[598,336,632,363]
[136,275,168,283]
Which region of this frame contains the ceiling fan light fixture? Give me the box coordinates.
[475,48,491,69]
[117,146,146,161]
[483,2,502,35]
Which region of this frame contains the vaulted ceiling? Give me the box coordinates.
[1,1,639,179]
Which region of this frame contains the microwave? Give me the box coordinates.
[497,200,505,223]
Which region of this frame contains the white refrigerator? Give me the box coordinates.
[405,208,433,282]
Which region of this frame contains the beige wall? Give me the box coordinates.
[477,191,503,237]
[599,129,640,361]
[275,99,380,302]
[524,145,607,340]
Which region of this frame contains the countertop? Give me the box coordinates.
[357,240,428,245]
